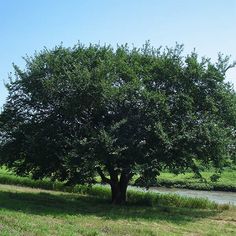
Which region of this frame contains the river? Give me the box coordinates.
[128,186,236,205]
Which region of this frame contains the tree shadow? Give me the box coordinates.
[0,189,221,224]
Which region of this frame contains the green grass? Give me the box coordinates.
[0,168,235,235]
[154,169,236,191]
[0,184,235,236]
[0,167,219,210]
[1,166,236,192]
[0,167,66,191]
[132,167,236,191]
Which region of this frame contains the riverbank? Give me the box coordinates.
[0,183,235,235]
[148,187,236,205]
[0,166,235,206]
[0,168,221,209]
[0,167,236,193]
[133,169,236,192]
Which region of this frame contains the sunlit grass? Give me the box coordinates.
[0,184,235,236]
[0,167,235,235]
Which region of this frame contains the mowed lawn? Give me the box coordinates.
[0,184,235,236]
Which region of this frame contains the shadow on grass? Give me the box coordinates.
[0,190,220,224]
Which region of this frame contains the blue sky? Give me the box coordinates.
[1,0,236,107]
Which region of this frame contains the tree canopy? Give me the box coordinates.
[0,43,236,203]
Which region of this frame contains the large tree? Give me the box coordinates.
[0,43,236,204]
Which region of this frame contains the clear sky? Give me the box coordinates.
[1,0,236,108]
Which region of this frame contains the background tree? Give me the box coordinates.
[0,43,235,204]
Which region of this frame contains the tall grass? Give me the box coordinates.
[0,168,225,210]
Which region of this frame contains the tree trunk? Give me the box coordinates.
[110,173,129,204]
[96,166,131,204]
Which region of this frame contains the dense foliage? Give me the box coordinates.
[0,43,235,203]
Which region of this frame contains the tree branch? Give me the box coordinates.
[96,167,111,184]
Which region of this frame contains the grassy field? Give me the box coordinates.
[0,167,235,235]
[0,183,235,236]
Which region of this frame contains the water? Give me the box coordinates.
[128,186,236,205]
